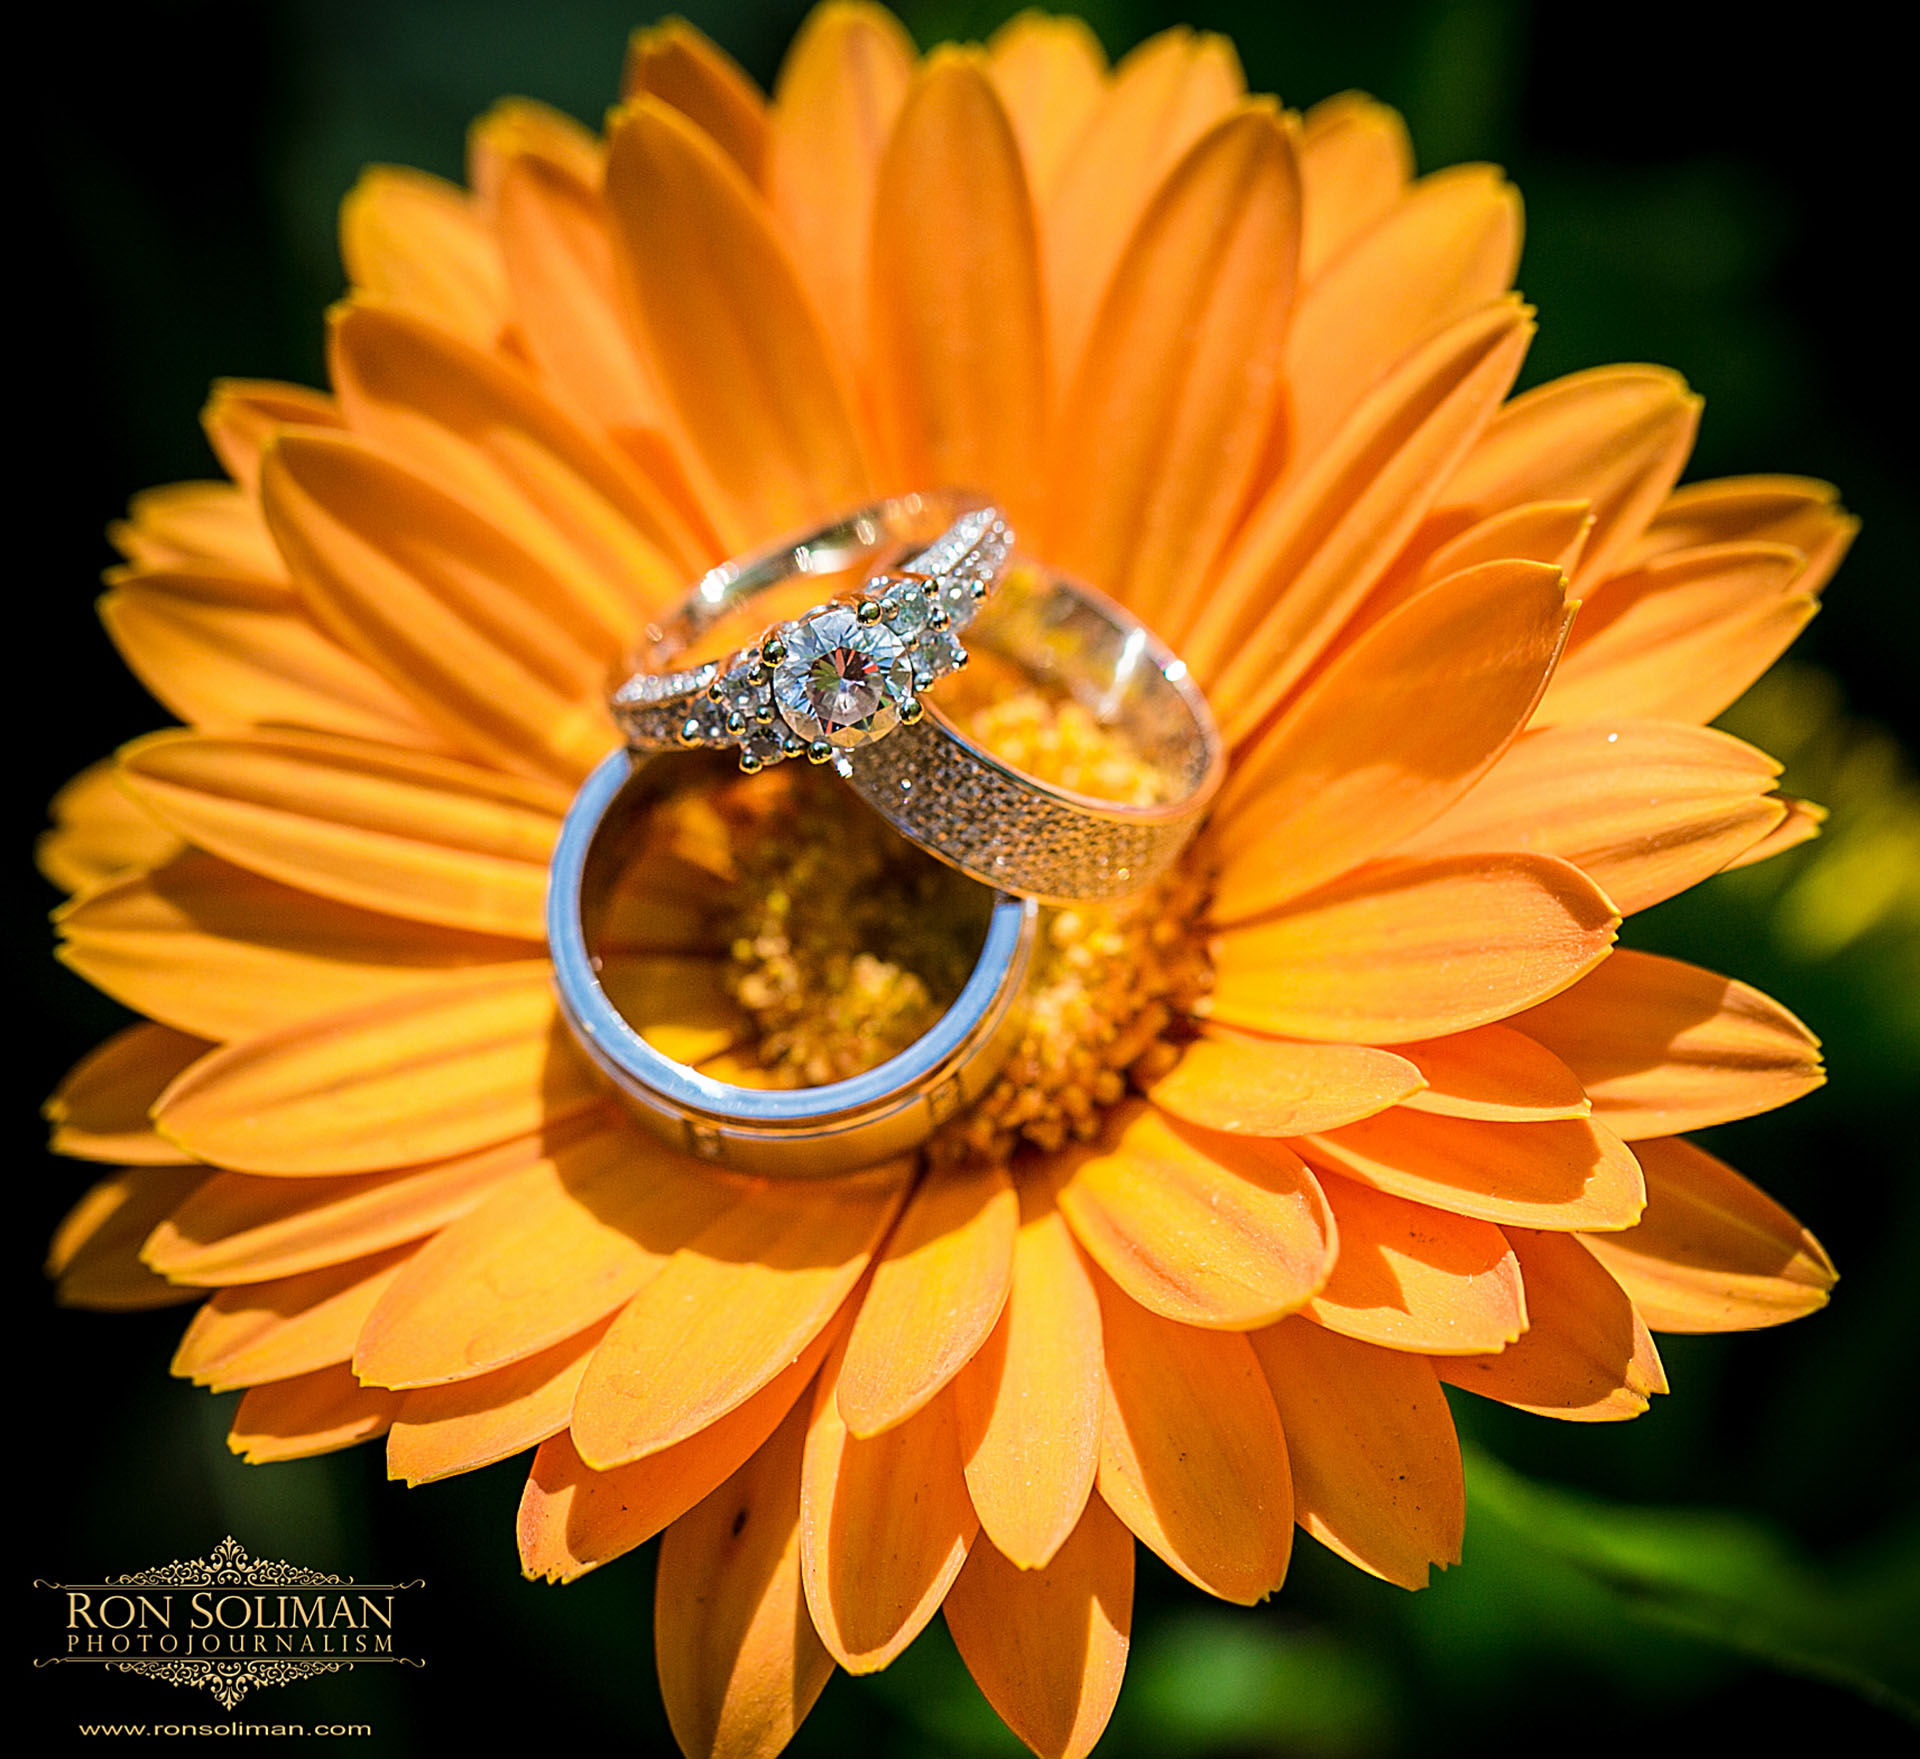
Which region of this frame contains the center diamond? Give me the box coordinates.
[771,607,914,749]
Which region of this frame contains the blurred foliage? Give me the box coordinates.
[20,0,1919,1753]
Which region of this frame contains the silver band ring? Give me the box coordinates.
[548,748,1038,1178]
[612,496,1224,902]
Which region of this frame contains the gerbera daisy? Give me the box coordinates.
[42,7,1847,1755]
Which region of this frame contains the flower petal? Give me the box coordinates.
[57,851,538,1043]
[869,50,1046,526]
[572,1173,905,1468]
[1210,854,1618,1044]
[1437,1227,1665,1421]
[110,481,283,579]
[943,1497,1133,1759]
[1535,542,1815,727]
[1577,1136,1836,1332]
[837,1160,1017,1438]
[338,166,506,344]
[954,1190,1103,1571]
[1250,1317,1464,1588]
[1047,102,1300,624]
[986,10,1107,202]
[1431,365,1700,592]
[355,1118,728,1387]
[1301,1170,1525,1354]
[1285,164,1519,476]
[1212,558,1573,916]
[45,1022,206,1164]
[202,378,341,497]
[172,1247,411,1391]
[466,96,604,216]
[153,965,600,1175]
[1630,475,1857,597]
[38,759,183,896]
[1394,1024,1591,1121]
[50,1169,207,1311]
[768,0,915,378]
[623,17,769,184]
[655,1400,834,1759]
[115,729,563,940]
[1145,1031,1422,1136]
[1094,1270,1292,1603]
[1296,1108,1645,1232]
[1404,720,1786,912]
[604,96,870,547]
[1297,93,1412,279]
[1513,949,1824,1138]
[1184,299,1532,737]
[229,1364,402,1463]
[1055,1101,1335,1328]
[519,1314,842,1582]
[391,1320,610,1486]
[1724,796,1826,870]
[801,1337,977,1673]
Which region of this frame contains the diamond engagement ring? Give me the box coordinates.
[612,495,1224,902]
[549,749,1038,1177]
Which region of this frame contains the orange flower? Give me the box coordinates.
[43,9,1846,1757]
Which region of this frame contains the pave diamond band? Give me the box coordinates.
[548,749,1038,1178]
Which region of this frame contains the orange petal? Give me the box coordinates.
[1301,1170,1525,1354]
[1630,475,1857,597]
[837,1161,1017,1438]
[172,1247,411,1391]
[466,95,604,217]
[1432,365,1700,592]
[1047,102,1299,625]
[338,166,505,344]
[1513,949,1824,1138]
[1055,1101,1334,1328]
[263,432,617,785]
[50,1169,207,1311]
[1296,1109,1645,1232]
[801,1338,977,1673]
[1044,26,1243,398]
[1284,164,1519,476]
[1394,1024,1590,1122]
[1535,542,1815,727]
[767,0,916,378]
[145,1124,569,1286]
[1404,719,1786,912]
[869,51,1046,526]
[1724,796,1826,871]
[519,1315,841,1581]
[1146,1030,1422,1136]
[986,10,1107,202]
[943,1497,1133,1759]
[355,1118,729,1387]
[1437,1227,1665,1420]
[1209,853,1618,1044]
[953,1190,1103,1571]
[154,966,600,1176]
[572,1173,905,1468]
[624,16,769,183]
[45,1022,206,1164]
[392,1320,610,1486]
[1577,1136,1835,1333]
[1094,1270,1292,1603]
[57,851,538,1043]
[327,302,696,628]
[202,378,341,498]
[229,1363,402,1463]
[654,1400,834,1759]
[115,729,563,939]
[38,759,184,896]
[1297,93,1412,279]
[604,97,870,547]
[1212,558,1573,917]
[109,481,283,579]
[1185,300,1532,737]
[1250,1317,1464,1587]
[102,567,449,749]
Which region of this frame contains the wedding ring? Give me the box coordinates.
[612,496,1224,902]
[548,748,1038,1178]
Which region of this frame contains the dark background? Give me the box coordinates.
[17,2,1918,1752]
